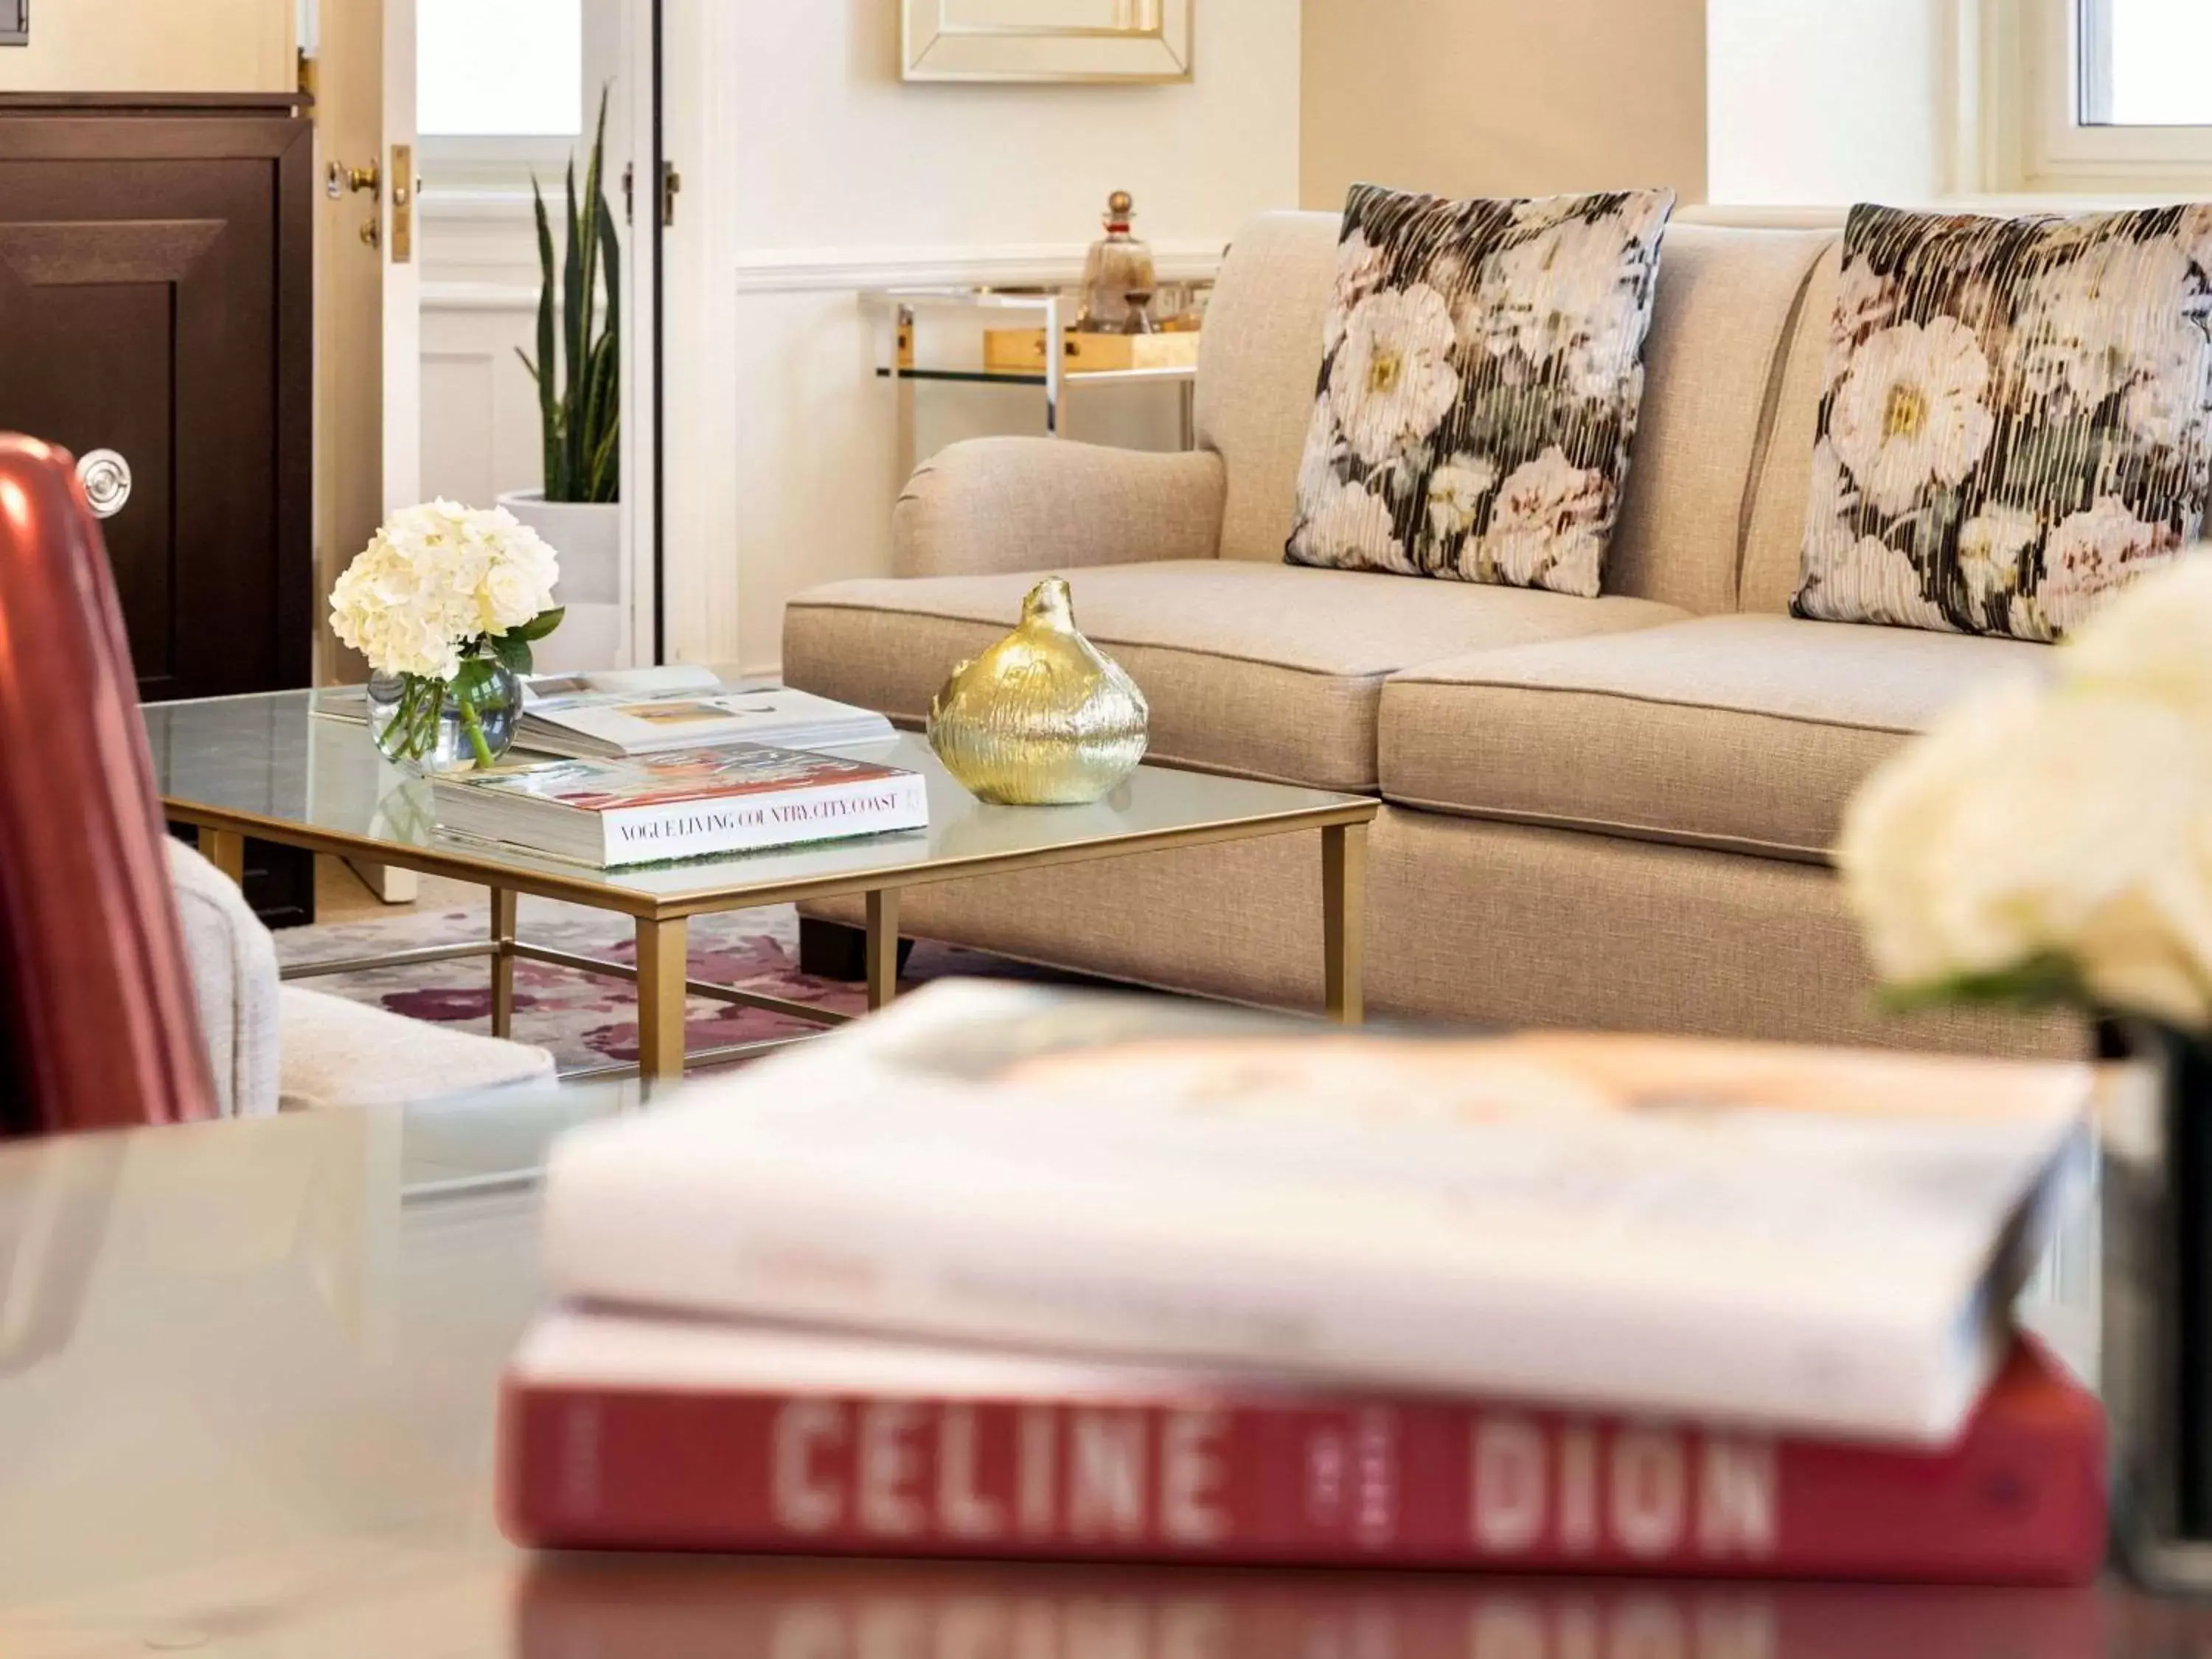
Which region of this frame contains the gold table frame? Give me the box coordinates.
[178,797,1377,1085]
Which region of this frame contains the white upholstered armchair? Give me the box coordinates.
[167,841,554,1114]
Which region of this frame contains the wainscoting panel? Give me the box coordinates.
[418,281,626,670]
[419,285,540,509]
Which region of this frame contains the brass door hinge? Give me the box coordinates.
[622,161,681,228]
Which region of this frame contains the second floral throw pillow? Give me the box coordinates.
[1796,201,2212,640]
[1285,182,1675,597]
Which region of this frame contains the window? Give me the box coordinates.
[2078,0,2212,127]
[420,0,583,139]
[415,0,621,188]
[2003,0,2212,189]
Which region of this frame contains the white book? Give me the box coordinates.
[538,981,2093,1444]
[517,684,896,759]
[429,742,927,868]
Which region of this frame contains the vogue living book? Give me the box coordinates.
[430,744,927,868]
[538,983,2094,1444]
[498,1310,2107,1582]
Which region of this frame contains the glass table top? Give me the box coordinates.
[142,692,1372,913]
[0,1100,2190,1655]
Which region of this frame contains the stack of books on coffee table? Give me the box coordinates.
[498,983,2107,1582]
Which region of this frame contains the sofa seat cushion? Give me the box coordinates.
[785,560,1686,792]
[1380,613,2050,859]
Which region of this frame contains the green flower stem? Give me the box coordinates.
[456,683,498,769]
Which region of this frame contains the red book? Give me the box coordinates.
[497,1312,2107,1583]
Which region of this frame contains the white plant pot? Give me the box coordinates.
[498,490,623,672]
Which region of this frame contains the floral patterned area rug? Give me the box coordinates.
[272,894,1065,1075]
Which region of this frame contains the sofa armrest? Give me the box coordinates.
[165,838,281,1118]
[893,437,1225,578]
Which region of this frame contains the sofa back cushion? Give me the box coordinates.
[1740,240,1845,613]
[1603,223,1835,613]
[1200,212,1833,613]
[1197,212,1341,568]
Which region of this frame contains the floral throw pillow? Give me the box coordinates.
[1796,201,2212,640]
[1284,184,1675,597]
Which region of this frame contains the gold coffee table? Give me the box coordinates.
[145,692,1378,1081]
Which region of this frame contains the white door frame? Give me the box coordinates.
[651,0,742,667]
[621,0,661,667]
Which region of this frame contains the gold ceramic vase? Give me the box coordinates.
[928,577,1149,805]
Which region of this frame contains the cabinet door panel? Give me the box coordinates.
[0,108,316,925]
[0,163,278,699]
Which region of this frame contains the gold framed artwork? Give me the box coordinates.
[900,0,1194,84]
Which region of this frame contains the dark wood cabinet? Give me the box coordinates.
[0,94,316,923]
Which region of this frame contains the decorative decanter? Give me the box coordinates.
[1077,191,1156,333]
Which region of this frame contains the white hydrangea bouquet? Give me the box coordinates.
[1842,555,2212,1029]
[330,499,564,771]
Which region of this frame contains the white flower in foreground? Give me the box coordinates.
[1829,317,1996,515]
[1841,680,2212,1027]
[2061,549,2212,712]
[1293,477,1408,571]
[1329,285,1461,466]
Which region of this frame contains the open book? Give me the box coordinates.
[315,674,897,759]
[517,685,895,759]
[538,981,2095,1444]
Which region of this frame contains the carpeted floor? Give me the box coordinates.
[274,891,1060,1074]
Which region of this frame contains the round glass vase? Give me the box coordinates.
[366,661,524,775]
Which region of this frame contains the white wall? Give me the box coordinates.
[1705,0,1951,205]
[421,0,1297,677]
[0,0,293,92]
[691,0,1301,675]
[1300,0,1709,208]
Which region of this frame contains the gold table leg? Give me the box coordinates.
[489,888,517,1039]
[635,915,689,1080]
[866,888,901,1012]
[197,827,246,886]
[1322,821,1367,1025]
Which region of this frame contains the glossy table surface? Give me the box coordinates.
[0,1097,2199,1657]
[142,694,1374,918]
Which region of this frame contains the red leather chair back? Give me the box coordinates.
[0,435,217,1134]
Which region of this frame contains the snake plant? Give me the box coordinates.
[519,89,619,504]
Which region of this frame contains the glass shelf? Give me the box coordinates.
[858,281,1211,465]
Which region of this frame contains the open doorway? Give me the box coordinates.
[310,0,660,683]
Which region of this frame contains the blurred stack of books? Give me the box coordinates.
[498,983,2107,1582]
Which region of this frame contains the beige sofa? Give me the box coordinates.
[785,212,2076,1057]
